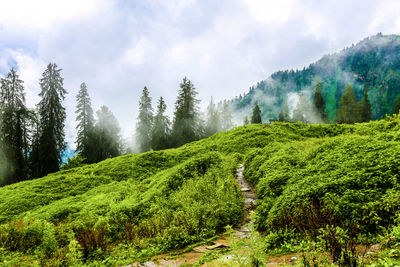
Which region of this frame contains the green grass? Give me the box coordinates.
[2,116,400,265]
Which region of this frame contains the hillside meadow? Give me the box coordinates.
[2,116,400,265]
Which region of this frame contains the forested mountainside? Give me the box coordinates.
[231,33,400,121]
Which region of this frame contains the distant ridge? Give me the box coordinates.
[229,33,400,122]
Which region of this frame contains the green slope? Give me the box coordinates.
[2,117,400,265]
[232,33,400,121]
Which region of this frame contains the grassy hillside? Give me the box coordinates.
[2,117,400,265]
[232,34,400,121]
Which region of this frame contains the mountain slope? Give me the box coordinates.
[231,33,400,121]
[2,117,400,265]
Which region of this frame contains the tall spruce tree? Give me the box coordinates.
[251,101,262,124]
[172,77,201,147]
[151,97,170,150]
[0,68,30,184]
[205,97,220,137]
[360,86,372,122]
[335,84,359,124]
[93,105,121,162]
[220,100,233,131]
[136,86,153,153]
[313,79,329,122]
[35,63,67,177]
[75,82,95,162]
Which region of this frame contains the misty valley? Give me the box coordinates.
[2,33,400,266]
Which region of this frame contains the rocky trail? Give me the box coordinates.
[129,164,258,267]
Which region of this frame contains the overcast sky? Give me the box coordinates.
[0,0,399,148]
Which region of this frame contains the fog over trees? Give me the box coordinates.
[0,63,379,186]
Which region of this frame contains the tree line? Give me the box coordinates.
[0,66,234,186]
[135,77,233,153]
[246,79,374,125]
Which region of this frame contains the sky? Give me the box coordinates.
[0,0,399,148]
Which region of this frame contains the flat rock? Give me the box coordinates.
[205,243,229,250]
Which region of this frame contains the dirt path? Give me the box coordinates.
[128,164,256,267]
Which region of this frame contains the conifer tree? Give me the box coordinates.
[220,100,233,131]
[313,79,329,122]
[0,68,29,183]
[278,101,290,122]
[136,86,153,153]
[244,116,249,125]
[172,77,201,147]
[28,111,40,179]
[205,97,220,137]
[35,63,67,178]
[394,96,400,115]
[75,82,95,162]
[360,86,372,122]
[151,97,170,150]
[251,101,262,124]
[93,105,121,162]
[335,84,359,124]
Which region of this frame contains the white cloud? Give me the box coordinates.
[241,0,298,25]
[0,0,100,30]
[7,50,45,108]
[0,0,399,148]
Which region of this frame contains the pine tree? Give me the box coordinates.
[205,97,220,137]
[220,100,233,131]
[335,84,360,124]
[244,116,249,125]
[75,82,95,162]
[172,77,201,147]
[28,111,40,179]
[360,86,372,122]
[151,97,170,150]
[136,86,153,153]
[313,79,329,122]
[394,96,400,115]
[0,68,30,183]
[35,63,67,178]
[93,105,121,162]
[278,101,290,122]
[251,101,262,124]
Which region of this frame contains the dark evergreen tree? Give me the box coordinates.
[75,82,95,162]
[151,97,170,150]
[360,86,372,122]
[28,111,40,179]
[220,100,233,131]
[205,97,220,137]
[35,63,67,178]
[394,96,400,115]
[136,86,153,153]
[335,84,360,124]
[93,105,121,162]
[313,79,329,122]
[251,101,262,124]
[0,68,30,184]
[171,77,201,147]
